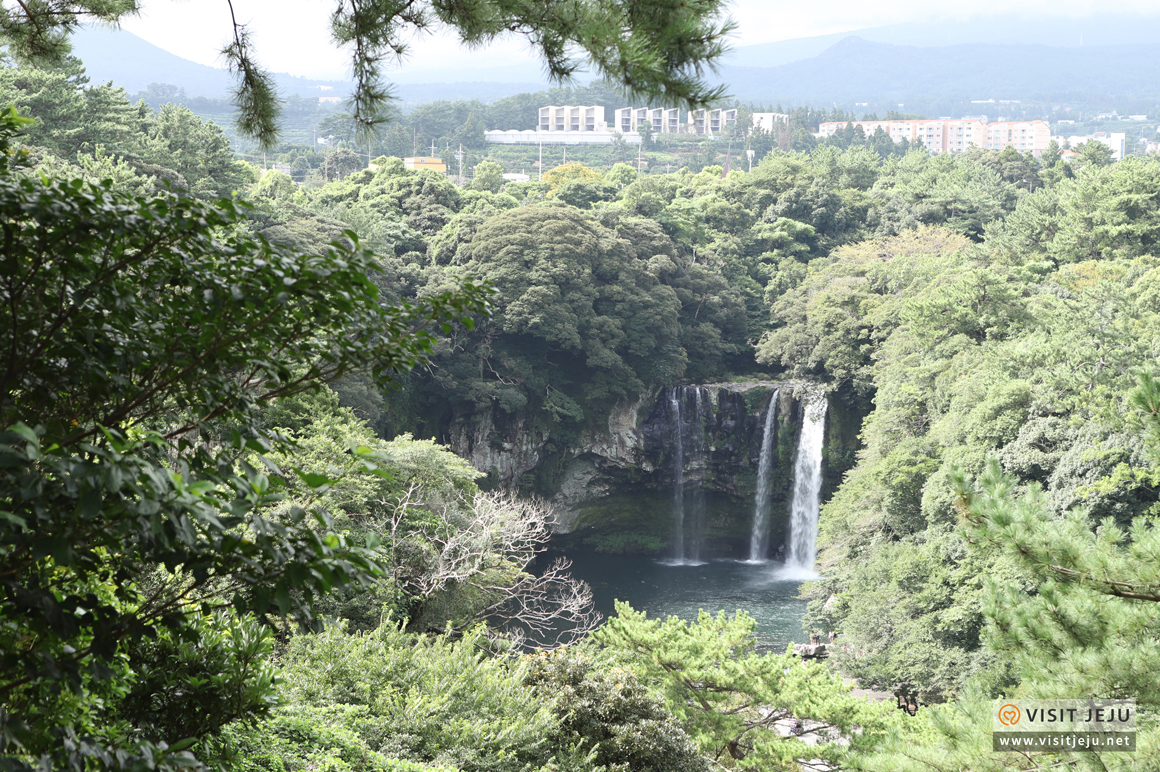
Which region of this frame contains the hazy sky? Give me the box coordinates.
[120,0,1160,80]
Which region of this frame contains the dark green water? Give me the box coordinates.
[553,551,810,652]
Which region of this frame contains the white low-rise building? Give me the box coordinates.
[751,112,789,133]
[687,108,737,136]
[818,118,1052,156]
[613,107,684,134]
[538,105,607,133]
[1062,132,1127,160]
[484,129,641,146]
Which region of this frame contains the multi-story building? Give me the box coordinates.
[751,113,789,133]
[538,106,607,133]
[488,105,639,146]
[484,129,640,146]
[687,108,738,136]
[1062,132,1127,160]
[817,118,1052,156]
[984,121,1051,153]
[613,107,683,134]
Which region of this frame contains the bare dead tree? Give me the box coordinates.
[460,556,600,647]
[366,487,600,646]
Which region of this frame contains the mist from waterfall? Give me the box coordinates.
[748,389,780,562]
[781,394,827,579]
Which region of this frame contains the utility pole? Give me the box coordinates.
[747,148,755,173]
[538,142,542,181]
[637,139,642,173]
[429,139,437,156]
[454,144,465,186]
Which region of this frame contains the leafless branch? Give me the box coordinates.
[366,487,599,646]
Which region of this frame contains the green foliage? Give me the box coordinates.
[216,704,462,772]
[0,102,491,770]
[272,623,561,772]
[436,206,689,437]
[799,163,1160,706]
[543,162,602,192]
[523,647,708,772]
[595,602,896,770]
[757,226,974,392]
[0,55,143,158]
[853,390,1160,769]
[470,160,503,193]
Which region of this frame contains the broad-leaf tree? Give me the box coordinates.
[0,109,490,771]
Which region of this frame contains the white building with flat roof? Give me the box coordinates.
[687,108,737,136]
[751,113,789,133]
[539,105,607,133]
[1062,132,1127,160]
[613,107,683,134]
[484,129,640,146]
[818,118,1051,156]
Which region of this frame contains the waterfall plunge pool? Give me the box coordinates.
[546,551,812,652]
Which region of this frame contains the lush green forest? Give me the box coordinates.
[4,32,1160,772]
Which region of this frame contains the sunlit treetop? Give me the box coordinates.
[0,0,736,148]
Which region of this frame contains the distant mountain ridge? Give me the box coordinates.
[69,25,557,106]
[70,25,353,98]
[722,14,1160,68]
[715,36,1160,103]
[68,19,1160,108]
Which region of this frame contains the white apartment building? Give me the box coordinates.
[613,107,683,134]
[489,105,641,145]
[1061,132,1127,160]
[484,129,640,146]
[612,106,739,136]
[751,113,789,133]
[538,105,607,133]
[817,118,1052,156]
[687,108,738,136]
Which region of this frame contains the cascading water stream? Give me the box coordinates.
[687,388,706,564]
[748,389,780,562]
[669,389,685,562]
[782,394,827,579]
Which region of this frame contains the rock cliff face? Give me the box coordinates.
[445,382,860,557]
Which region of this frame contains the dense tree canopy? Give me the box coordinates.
[7,34,1160,769]
[0,107,490,770]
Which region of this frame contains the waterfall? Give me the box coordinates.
[783,394,827,578]
[687,388,706,564]
[748,389,780,561]
[669,389,685,562]
[668,386,707,564]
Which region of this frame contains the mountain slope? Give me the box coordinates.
[724,13,1160,68]
[718,37,1160,103]
[71,25,352,98]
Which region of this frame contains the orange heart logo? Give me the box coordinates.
[999,705,1021,726]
